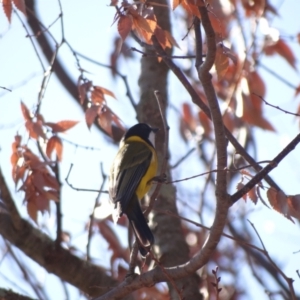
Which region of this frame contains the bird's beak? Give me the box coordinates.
[152,127,159,133]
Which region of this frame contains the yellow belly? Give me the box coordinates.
[126,136,158,200]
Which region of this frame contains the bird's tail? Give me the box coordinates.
[126,198,154,257]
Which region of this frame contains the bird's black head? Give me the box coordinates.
[124,123,158,146]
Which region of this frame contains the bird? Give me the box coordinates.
[109,123,158,256]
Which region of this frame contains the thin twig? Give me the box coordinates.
[14,9,45,72]
[151,23,282,193]
[0,86,12,92]
[131,47,196,59]
[231,134,300,203]
[248,220,297,300]
[75,51,137,110]
[87,163,107,261]
[168,160,272,184]
[65,163,108,194]
[149,252,184,300]
[156,209,265,253]
[170,147,196,169]
[253,93,300,117]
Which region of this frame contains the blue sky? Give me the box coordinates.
[0,0,300,299]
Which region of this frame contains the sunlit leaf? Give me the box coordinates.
[46,136,63,161]
[12,0,26,15]
[2,0,12,22]
[45,120,79,133]
[85,105,100,129]
[20,101,31,121]
[27,201,38,223]
[118,15,133,41]
[287,195,300,220]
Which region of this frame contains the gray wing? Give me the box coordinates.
[109,142,152,214]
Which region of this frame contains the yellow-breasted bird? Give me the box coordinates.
[109,123,158,256]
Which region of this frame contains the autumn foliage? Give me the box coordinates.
[1,0,300,299]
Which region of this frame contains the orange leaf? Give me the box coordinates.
[154,27,168,49]
[12,0,26,15]
[32,171,46,194]
[2,0,12,22]
[248,71,266,98]
[27,201,38,223]
[164,30,179,48]
[118,15,133,41]
[21,101,31,121]
[172,0,182,10]
[13,165,27,185]
[287,195,300,220]
[42,172,60,190]
[295,84,300,97]
[10,152,19,167]
[46,136,63,161]
[54,137,63,161]
[182,102,197,132]
[267,188,293,221]
[242,94,275,131]
[198,110,212,136]
[215,45,229,80]
[78,79,92,105]
[46,120,79,133]
[236,181,247,201]
[248,187,258,204]
[180,0,200,18]
[45,189,59,202]
[85,105,100,129]
[92,86,116,104]
[97,107,113,137]
[97,86,116,99]
[133,15,155,34]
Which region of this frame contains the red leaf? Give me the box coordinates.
[154,27,168,50]
[264,39,297,70]
[267,188,293,221]
[118,15,133,41]
[27,201,38,223]
[45,189,59,202]
[287,195,300,220]
[242,94,275,131]
[21,101,31,121]
[96,86,116,99]
[248,187,258,204]
[182,102,197,132]
[198,110,212,136]
[85,105,100,129]
[13,165,26,185]
[2,0,12,22]
[215,45,229,80]
[78,79,93,105]
[236,181,247,201]
[172,0,182,10]
[42,172,60,190]
[12,0,26,15]
[248,71,266,98]
[295,84,300,97]
[45,120,79,133]
[97,107,113,136]
[46,136,63,161]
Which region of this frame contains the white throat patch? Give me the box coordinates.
[149,131,156,148]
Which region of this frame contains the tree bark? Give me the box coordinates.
[137,1,202,299]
